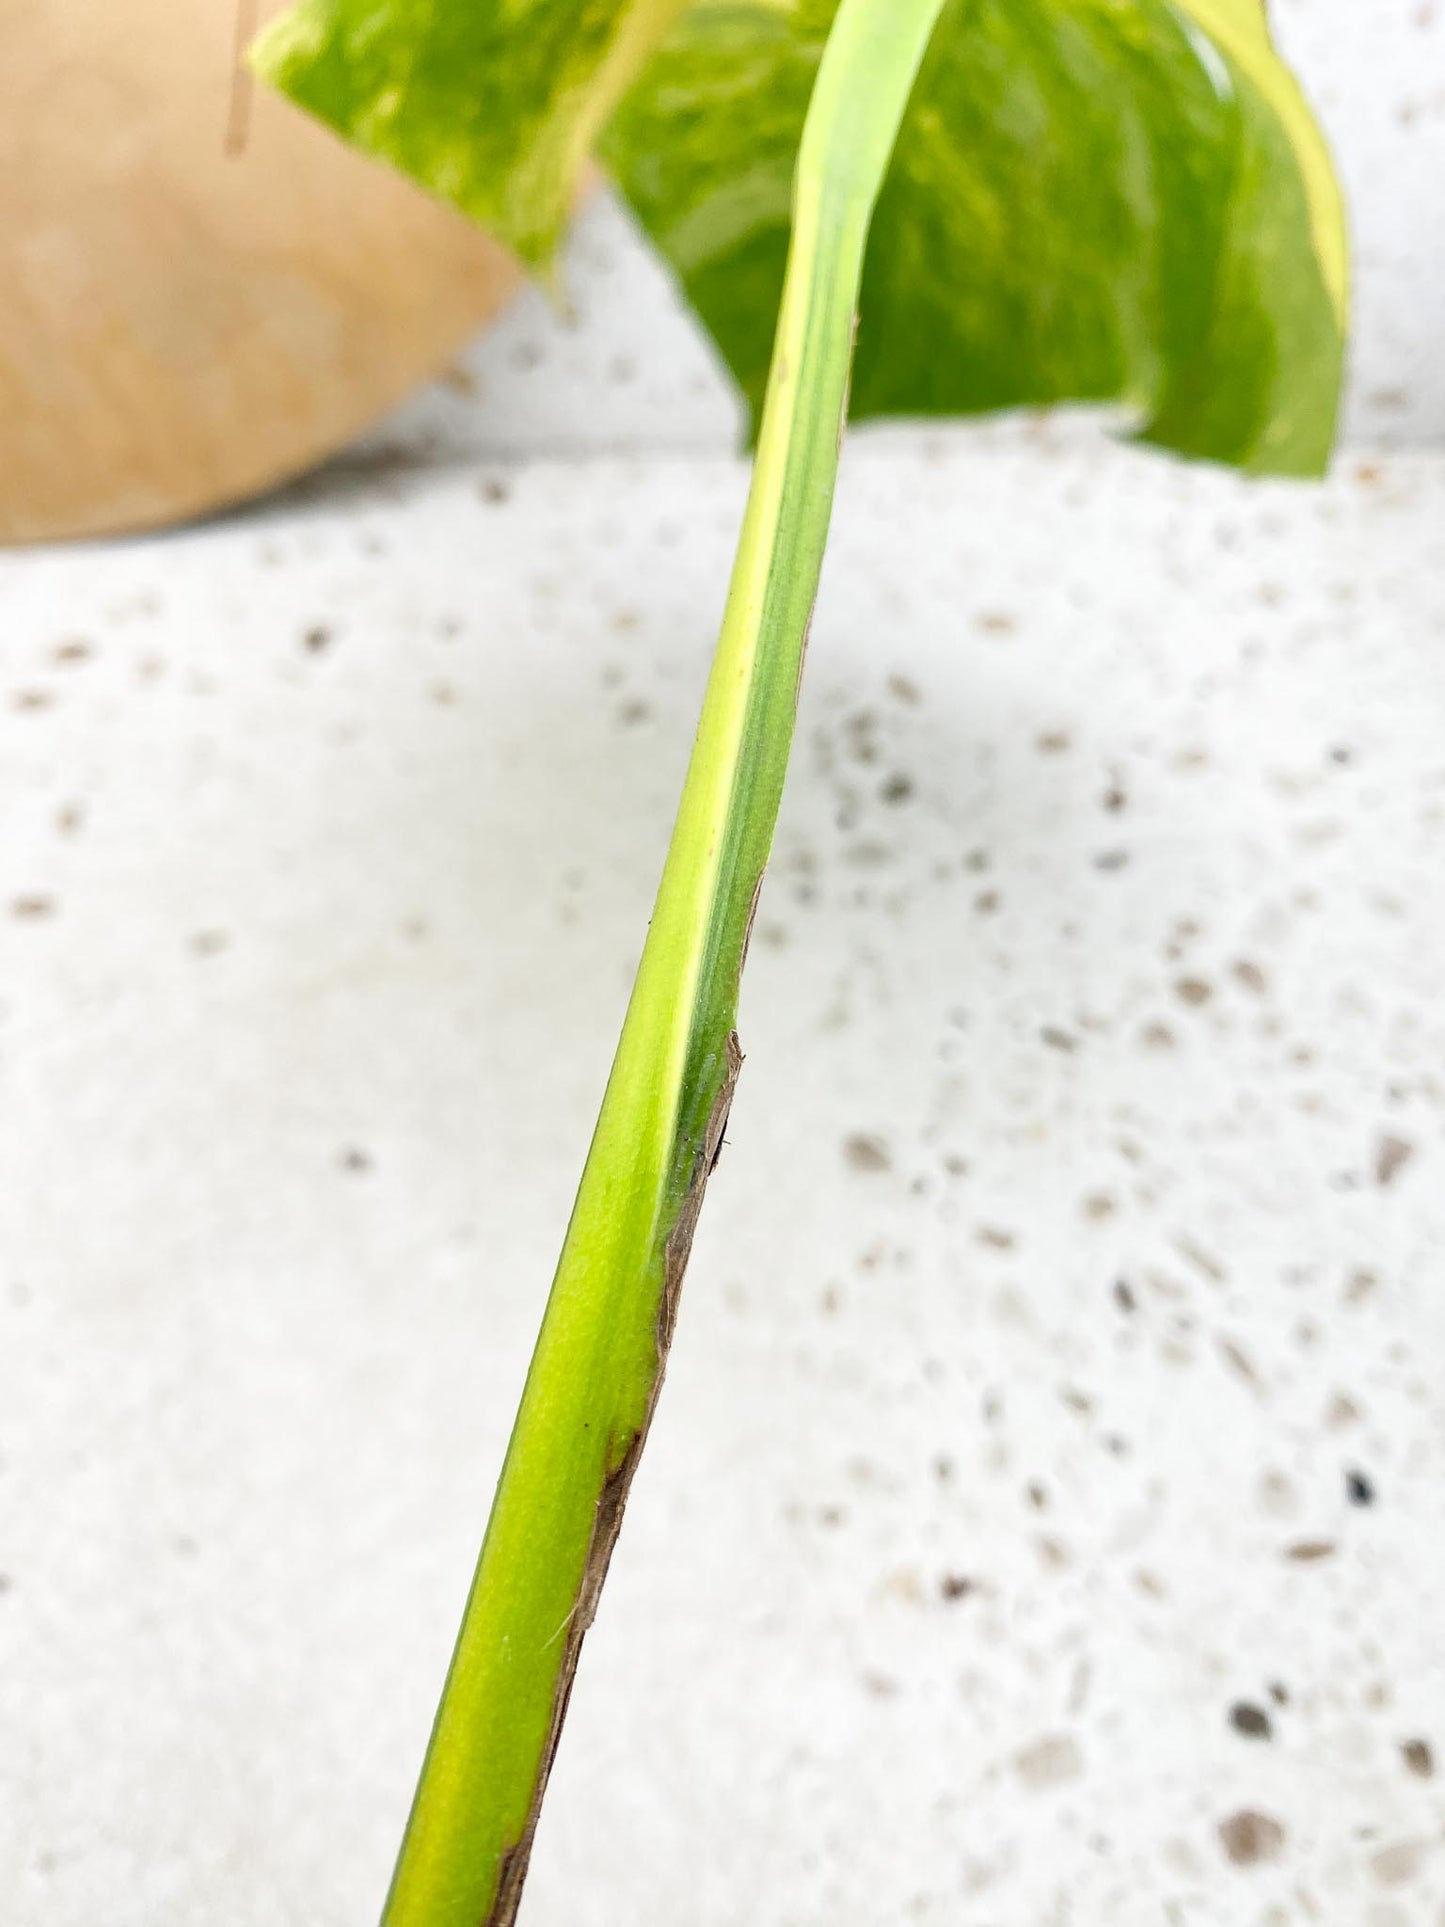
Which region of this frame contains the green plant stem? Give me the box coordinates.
[382,2,947,1921]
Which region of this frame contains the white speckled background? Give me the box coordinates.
[4,3,1445,1917]
[3,432,1443,1924]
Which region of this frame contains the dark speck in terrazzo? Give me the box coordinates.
[1375,1134,1414,1186]
[1229,1701,1272,1741]
[1345,1267,1379,1303]
[1217,1337,1261,1390]
[1346,1468,1376,1507]
[1401,1739,1434,1779]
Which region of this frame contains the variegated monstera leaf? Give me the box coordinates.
[255,0,1345,474]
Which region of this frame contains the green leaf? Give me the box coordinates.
[250,0,690,267]
[255,0,1345,475]
[605,0,1346,475]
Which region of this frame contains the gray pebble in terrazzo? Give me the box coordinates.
[1014,1734,1083,1791]
[1218,1810,1286,1867]
[1372,1840,1429,1888]
[1376,1133,1415,1185]
[842,1133,891,1173]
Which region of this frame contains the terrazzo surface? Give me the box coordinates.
[2,431,1444,1924]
